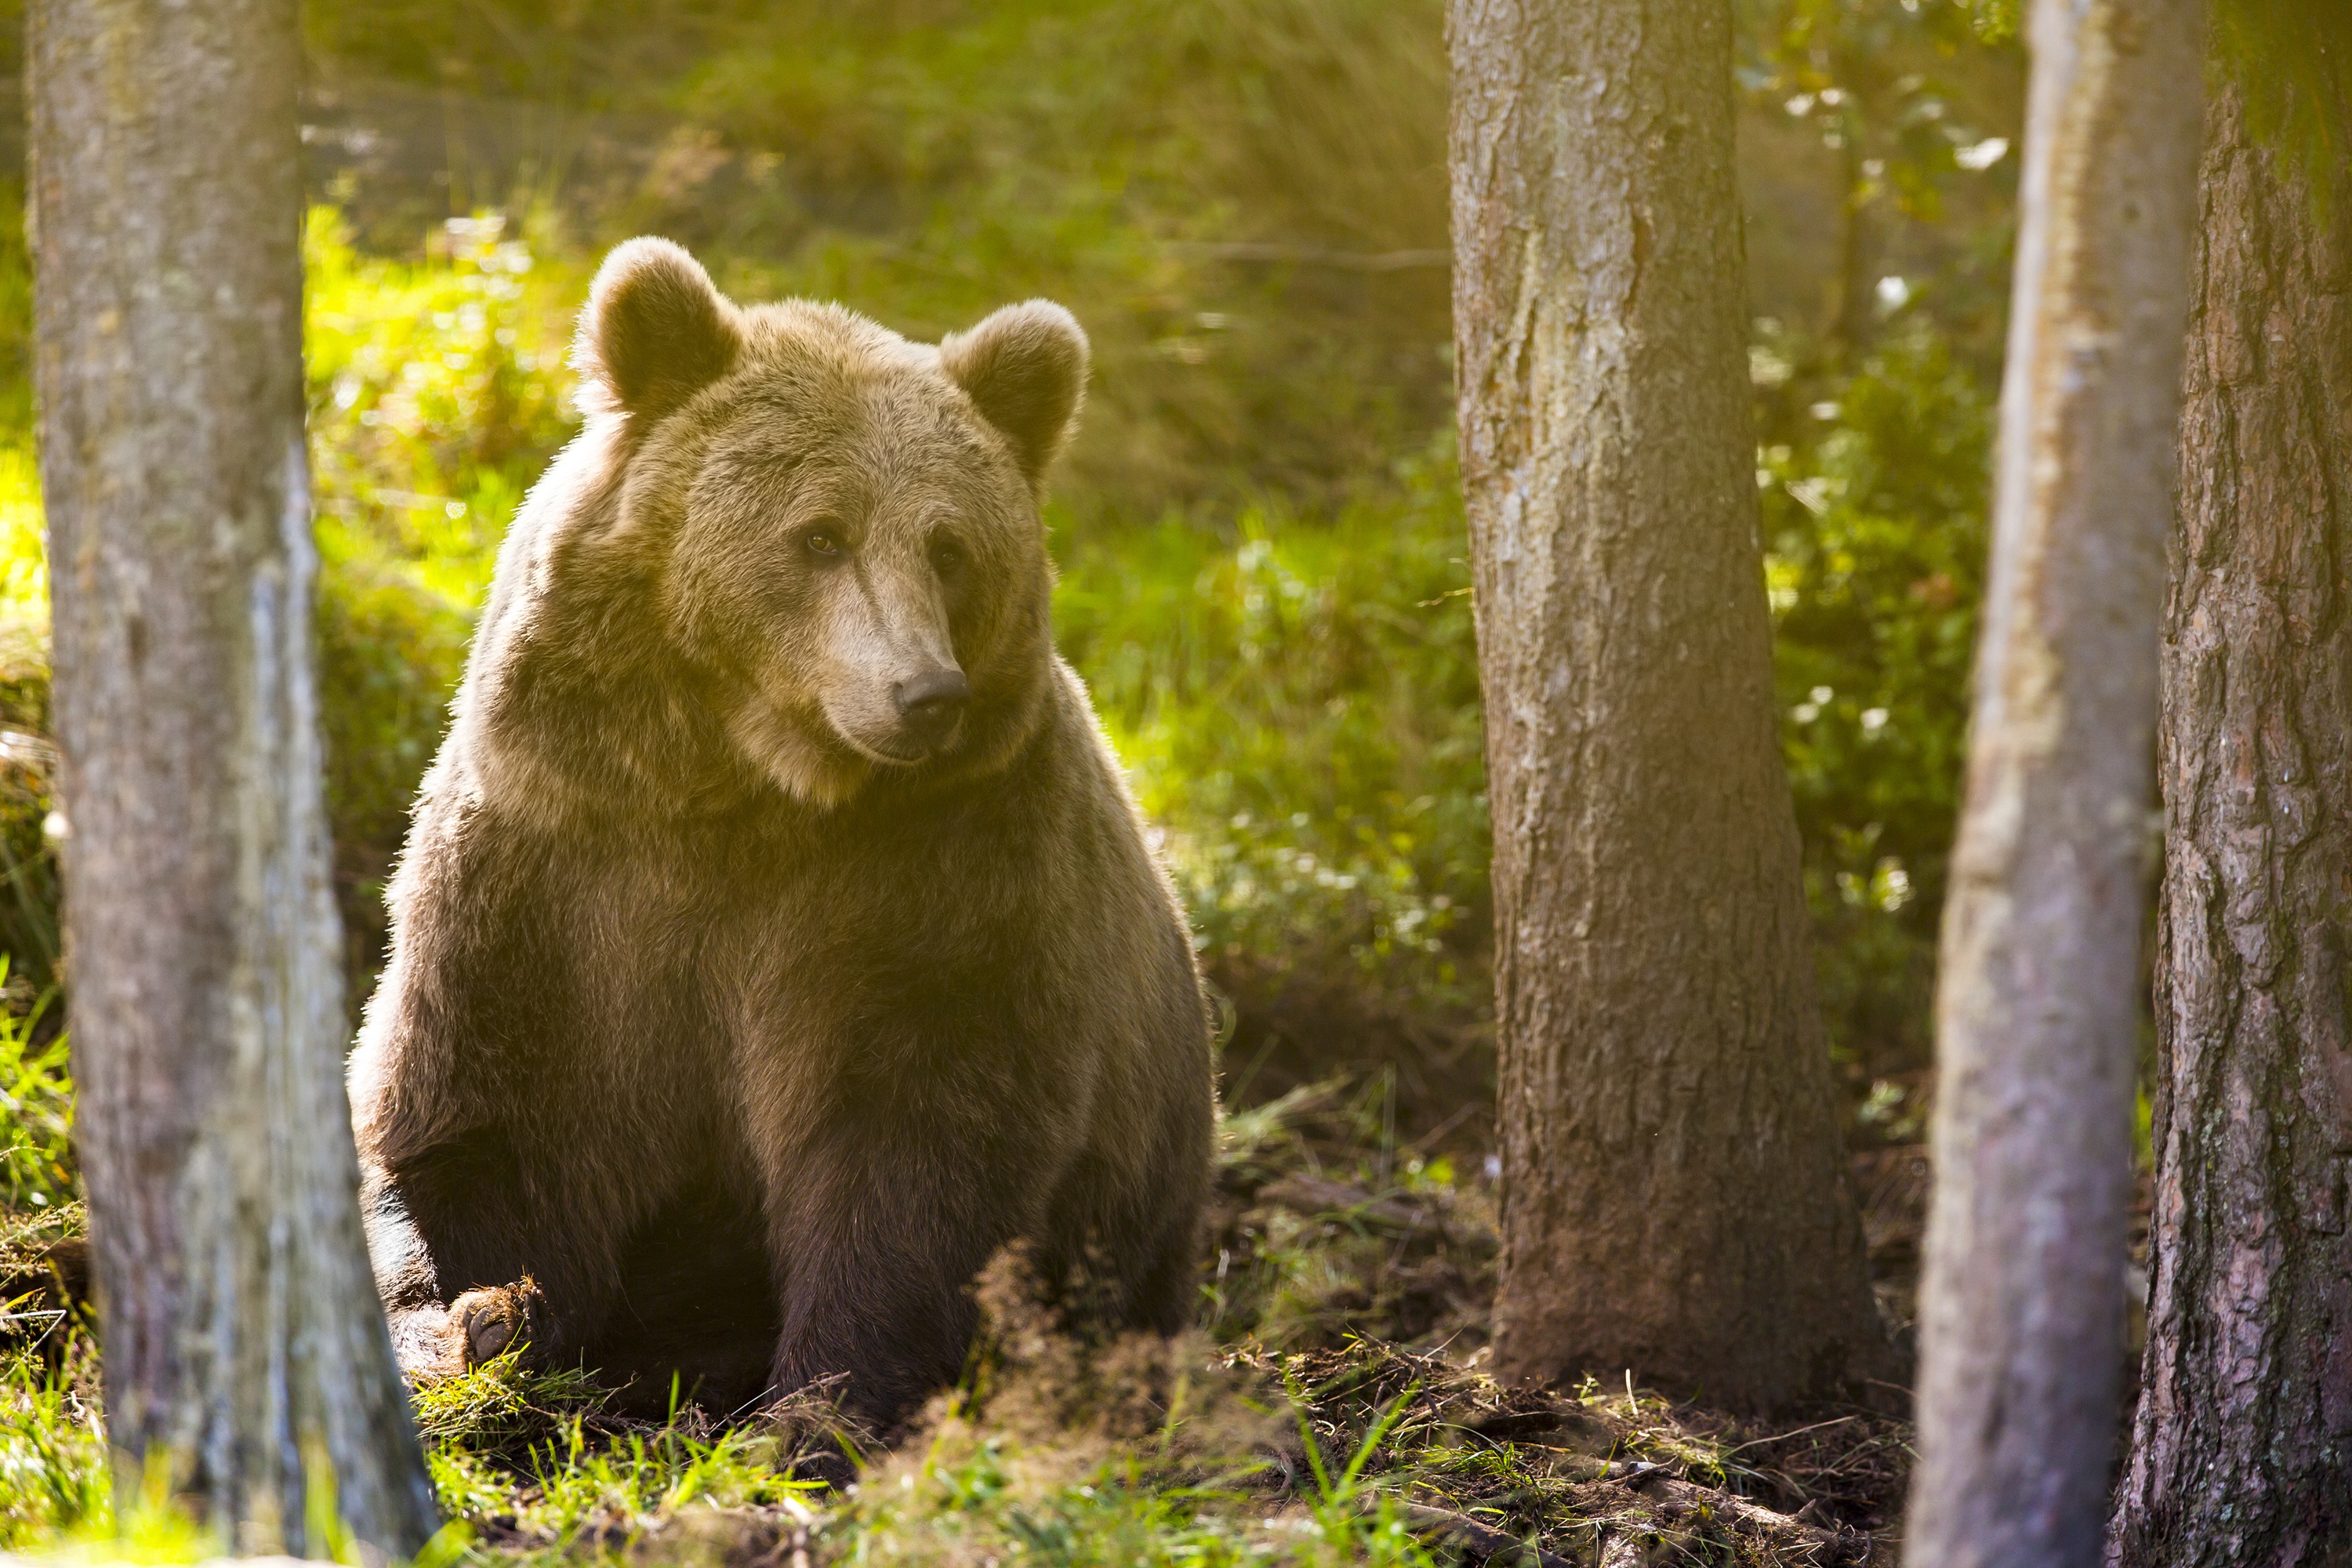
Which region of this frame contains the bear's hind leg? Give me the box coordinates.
[1119,1219,1199,1338]
[1037,1147,1204,1340]
[757,1125,1047,1429]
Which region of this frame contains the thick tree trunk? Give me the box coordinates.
[1446,0,1884,1411]
[1904,1,2203,1564]
[29,0,437,1553]
[2107,80,2352,1568]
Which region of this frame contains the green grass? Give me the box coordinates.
[0,979,68,1215]
[0,1328,103,1548]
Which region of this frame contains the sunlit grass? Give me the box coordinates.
[0,1330,105,1549]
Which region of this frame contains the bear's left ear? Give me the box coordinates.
[938,301,1089,489]
[573,237,742,424]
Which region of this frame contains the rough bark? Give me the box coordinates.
[2108,79,2352,1568]
[1447,0,1884,1411]
[1903,1,2204,1565]
[29,0,438,1552]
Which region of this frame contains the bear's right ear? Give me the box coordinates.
[573,238,741,423]
[938,300,1089,491]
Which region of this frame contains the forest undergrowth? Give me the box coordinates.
[0,1077,1918,1566]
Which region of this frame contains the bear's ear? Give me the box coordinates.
[573,238,741,423]
[938,301,1089,489]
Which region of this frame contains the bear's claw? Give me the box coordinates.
[448,1279,544,1367]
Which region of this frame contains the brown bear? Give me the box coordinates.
[346,237,1216,1426]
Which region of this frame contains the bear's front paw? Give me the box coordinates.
[447,1278,545,1367]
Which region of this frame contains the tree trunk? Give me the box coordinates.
[1446,0,1884,1412]
[29,0,438,1553]
[2108,78,2352,1568]
[1903,1,2203,1564]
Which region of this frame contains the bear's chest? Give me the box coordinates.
[686,821,1065,1074]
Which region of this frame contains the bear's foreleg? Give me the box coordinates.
[371,1123,634,1377]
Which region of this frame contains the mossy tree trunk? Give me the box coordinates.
[28,0,437,1552]
[2108,75,2352,1568]
[1902,0,2203,1563]
[1446,0,1885,1412]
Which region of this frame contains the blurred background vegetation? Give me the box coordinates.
[0,0,2024,1156]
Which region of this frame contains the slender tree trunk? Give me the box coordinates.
[29,0,437,1552]
[1904,1,2203,1564]
[1447,0,1884,1412]
[2108,78,2352,1568]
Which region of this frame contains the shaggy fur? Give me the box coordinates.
[347,238,1215,1424]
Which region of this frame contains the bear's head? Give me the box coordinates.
[568,238,1086,808]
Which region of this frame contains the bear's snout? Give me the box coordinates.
[891,666,971,753]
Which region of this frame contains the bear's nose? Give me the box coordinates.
[892,668,971,747]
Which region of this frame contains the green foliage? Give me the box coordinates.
[1743,0,2013,213]
[1737,0,2012,1116]
[1961,0,2019,44]
[1757,317,1994,1103]
[1737,0,2022,359]
[0,187,28,441]
[316,0,1454,524]
[0,981,71,1214]
[1055,448,1484,1003]
[313,540,474,949]
[305,209,580,604]
[0,430,57,996]
[303,209,583,956]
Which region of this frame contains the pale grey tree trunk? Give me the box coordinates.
[29,0,438,1553]
[1447,0,1885,1412]
[2108,74,2352,1568]
[1904,0,2205,1563]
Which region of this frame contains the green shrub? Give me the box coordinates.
[0,976,70,1213]
[0,425,56,996]
[313,529,474,965]
[315,0,1456,525]
[303,209,584,968]
[304,208,581,604]
[1757,317,1994,1116]
[0,1327,106,1550]
[1054,441,1485,1007]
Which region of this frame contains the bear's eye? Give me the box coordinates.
[801,524,844,560]
[929,537,965,575]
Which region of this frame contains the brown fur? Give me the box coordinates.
[347,238,1215,1425]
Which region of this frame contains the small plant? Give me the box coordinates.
[0,973,71,1214]
[1285,1370,1436,1566]
[0,1319,105,1548]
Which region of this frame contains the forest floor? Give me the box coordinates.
[0,1082,1930,1567]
